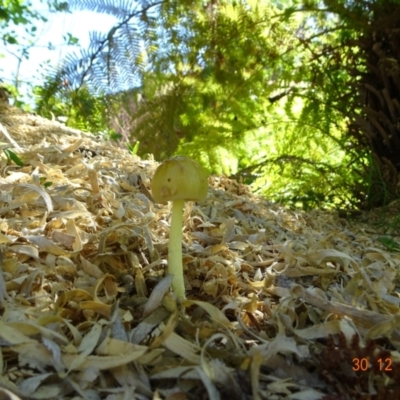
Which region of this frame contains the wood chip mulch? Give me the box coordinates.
[0,103,399,400]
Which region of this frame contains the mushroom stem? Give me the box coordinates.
[168,199,185,298]
[151,156,208,299]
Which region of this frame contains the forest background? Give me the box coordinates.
[1,0,400,211]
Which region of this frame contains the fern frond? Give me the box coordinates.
[67,0,135,17]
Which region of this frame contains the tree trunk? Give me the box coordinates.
[352,2,400,207]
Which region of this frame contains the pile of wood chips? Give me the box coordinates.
[0,103,399,400]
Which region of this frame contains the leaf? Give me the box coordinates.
[3,148,23,166]
[378,236,400,252]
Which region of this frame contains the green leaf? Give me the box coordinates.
[0,9,10,21]
[109,133,122,141]
[378,237,400,252]
[127,141,140,155]
[4,34,18,44]
[3,149,24,167]
[64,33,79,45]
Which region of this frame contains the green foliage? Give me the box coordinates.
[378,237,400,252]
[36,0,399,210]
[0,0,37,26]
[0,0,67,46]
[3,148,23,166]
[35,82,113,135]
[0,0,73,109]
[0,0,43,63]
[42,1,288,158]
[127,141,140,156]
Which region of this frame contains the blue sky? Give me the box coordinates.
[1,0,117,105]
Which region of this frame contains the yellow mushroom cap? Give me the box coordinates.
[151,156,208,203]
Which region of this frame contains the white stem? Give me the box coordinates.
[168,199,185,298]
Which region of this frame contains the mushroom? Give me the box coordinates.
[151,156,208,298]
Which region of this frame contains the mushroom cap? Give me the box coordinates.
[151,156,208,203]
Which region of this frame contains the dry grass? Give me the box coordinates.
[0,103,399,400]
